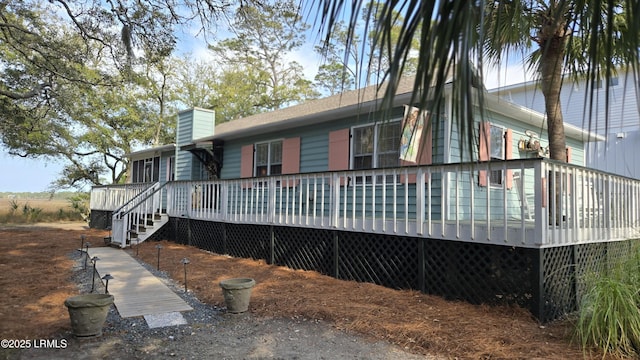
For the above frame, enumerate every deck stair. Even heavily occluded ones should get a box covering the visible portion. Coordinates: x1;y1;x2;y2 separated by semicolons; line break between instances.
110;182;169;248
127;213;169;245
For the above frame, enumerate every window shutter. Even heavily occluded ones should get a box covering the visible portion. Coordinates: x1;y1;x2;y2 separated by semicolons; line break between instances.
419;121;433;166
478;122;490;187
328;129;350;171
240;144;254;178
400;114;433;183
282;137;301;187
282;137;301;174
505;129;513;190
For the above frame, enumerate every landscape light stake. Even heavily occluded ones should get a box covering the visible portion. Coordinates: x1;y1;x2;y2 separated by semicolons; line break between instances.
79;234;86;252
181;258;190;292
91;256;100;292
102;274;113;294
83;242;91;270
135;238;140;257
156;244;163;271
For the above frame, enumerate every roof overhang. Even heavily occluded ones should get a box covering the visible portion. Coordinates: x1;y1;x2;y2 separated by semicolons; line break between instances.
187;77;603;147
126;144;176;158
484;93;605;142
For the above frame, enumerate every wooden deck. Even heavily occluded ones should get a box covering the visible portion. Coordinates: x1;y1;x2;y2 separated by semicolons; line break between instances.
87;247;192;318
92;158;640;249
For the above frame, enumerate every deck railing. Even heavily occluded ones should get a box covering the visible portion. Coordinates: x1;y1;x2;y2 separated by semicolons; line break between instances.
110;182;168;247
91;159;640;248
89;183;154;211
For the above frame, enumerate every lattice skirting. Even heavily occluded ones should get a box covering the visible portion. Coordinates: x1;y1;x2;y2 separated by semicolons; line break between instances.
89;210;112;229
145;217;640;322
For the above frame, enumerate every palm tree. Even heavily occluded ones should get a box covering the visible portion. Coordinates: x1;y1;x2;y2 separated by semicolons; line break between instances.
312;0;640;161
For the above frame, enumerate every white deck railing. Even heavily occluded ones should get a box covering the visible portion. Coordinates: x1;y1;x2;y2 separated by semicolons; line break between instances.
110;182;168;247
90;183;154;211
91;159;640;249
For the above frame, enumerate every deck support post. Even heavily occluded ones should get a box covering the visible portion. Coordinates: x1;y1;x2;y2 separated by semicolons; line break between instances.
417;238;426;292
531;248;545;322
269;225;275;265
333;231;339;279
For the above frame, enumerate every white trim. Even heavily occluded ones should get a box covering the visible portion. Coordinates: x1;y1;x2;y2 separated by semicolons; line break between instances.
349;119;402;170
254;139;284;176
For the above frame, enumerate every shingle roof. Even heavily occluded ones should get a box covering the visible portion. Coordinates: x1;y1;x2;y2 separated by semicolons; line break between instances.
195;77;420;142
188;75;603;144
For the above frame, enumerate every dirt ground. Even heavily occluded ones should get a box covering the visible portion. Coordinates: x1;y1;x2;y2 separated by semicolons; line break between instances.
0;223;611;359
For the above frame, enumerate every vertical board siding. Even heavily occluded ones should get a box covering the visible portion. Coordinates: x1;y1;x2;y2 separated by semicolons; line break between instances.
176;110;195;181
176;109;215;181
191;109;215;140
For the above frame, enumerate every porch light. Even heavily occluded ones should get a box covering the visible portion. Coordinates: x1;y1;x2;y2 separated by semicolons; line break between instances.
91;256;100;292
101;273;113;294
156;244;163;271
181;258;190;292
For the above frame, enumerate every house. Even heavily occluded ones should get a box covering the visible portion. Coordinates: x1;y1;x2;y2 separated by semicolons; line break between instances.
488;67;640;178
90;78;640;322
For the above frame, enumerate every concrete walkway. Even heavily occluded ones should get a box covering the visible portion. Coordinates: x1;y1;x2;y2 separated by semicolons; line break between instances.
87;247;192;318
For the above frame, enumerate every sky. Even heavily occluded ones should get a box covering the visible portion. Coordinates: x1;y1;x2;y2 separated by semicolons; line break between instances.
0;151;63;192
0;6;532;193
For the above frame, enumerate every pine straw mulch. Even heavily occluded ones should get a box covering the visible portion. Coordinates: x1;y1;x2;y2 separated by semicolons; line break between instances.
0;226;611;359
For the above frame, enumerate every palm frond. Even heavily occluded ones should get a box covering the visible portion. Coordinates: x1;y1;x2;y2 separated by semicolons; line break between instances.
311;0;640;158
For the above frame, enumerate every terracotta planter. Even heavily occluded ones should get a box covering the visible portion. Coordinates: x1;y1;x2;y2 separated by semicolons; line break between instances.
64;294;114;337
219;278;256;313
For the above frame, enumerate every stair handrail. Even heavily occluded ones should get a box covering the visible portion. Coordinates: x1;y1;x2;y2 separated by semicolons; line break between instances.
112;182;160;219
111;182;170;248
114;181;170;219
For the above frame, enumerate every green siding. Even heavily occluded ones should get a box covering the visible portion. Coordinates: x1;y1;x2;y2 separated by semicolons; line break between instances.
445;108;587;221
215;102;588;224
176;108;215;181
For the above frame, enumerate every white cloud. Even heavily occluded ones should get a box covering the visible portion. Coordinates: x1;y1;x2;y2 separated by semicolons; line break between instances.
286;42;322;81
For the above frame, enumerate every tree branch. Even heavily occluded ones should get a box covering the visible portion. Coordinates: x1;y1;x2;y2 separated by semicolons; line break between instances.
0;83;50;100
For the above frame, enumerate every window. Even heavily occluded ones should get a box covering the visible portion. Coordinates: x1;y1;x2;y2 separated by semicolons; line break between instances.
131;157;160;183
255;140;282;176
167;156;175;181
352;121;401;169
489;125;505;186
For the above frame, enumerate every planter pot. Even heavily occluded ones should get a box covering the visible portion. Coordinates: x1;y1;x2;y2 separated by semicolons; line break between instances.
219;278;256;313
64;294;114;337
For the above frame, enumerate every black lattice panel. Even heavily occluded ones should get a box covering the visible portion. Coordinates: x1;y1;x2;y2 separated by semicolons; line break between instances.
158;216;640;323
225;223;269;261
337;232;418;290
272;227;334;276
89;210;111;229
541;246;576;321
171;217;190;245
573;243;607;303
187;220;226;253
423;240;535;308
145;222;172;243
607;240;632;270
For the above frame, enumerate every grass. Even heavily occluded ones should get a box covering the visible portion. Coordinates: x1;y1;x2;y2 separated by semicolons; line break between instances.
0;194;88;223
575;244;640;358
